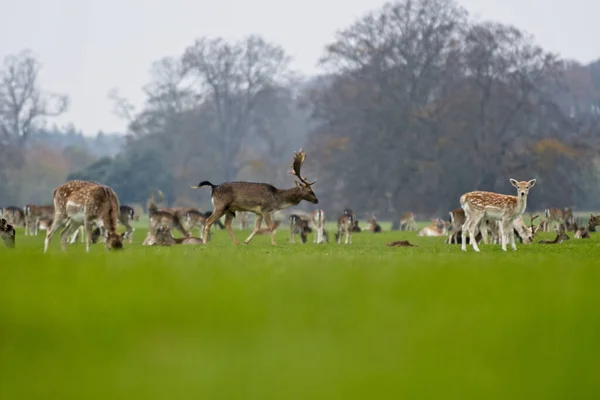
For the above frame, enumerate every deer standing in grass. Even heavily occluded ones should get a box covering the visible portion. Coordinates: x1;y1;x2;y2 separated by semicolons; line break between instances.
399;212;417;231
312;209;327;244
289;214;311;244
0;206;25;228
44;180;124;253
192;149;318;246
24;204;54;236
336;209;354;244
0;218;16;248
461;178;536;252
544;207;574;232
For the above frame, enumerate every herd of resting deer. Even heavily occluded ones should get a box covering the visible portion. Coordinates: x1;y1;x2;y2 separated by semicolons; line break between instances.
1;149;599;252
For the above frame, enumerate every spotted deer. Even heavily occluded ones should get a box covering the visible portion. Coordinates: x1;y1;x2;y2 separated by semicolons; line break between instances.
146;192;190;238
0;206;25;228
588;214;600;233
0;218;16;248
143;225;204;246
289;214;311;244
399;212;417;231
336;209;354;244
192;148;318;246
544;207;574;232
312;209;327;244
44;180;124;252
460;178;536;252
24;204;54;236
118;205;136;243
573;222;590;239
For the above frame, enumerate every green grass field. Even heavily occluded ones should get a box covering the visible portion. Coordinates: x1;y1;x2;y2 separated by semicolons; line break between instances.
1;222;599;399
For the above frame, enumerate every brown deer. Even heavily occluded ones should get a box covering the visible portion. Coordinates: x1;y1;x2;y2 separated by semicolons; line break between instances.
386;240;417;247
24;204;54;236
544;207;574;232
336;209;355;244
0;218;16;248
143;225;204;246
573;222;591;239
44;180;124;252
588;214;600;232
192;148;318;246
119;205;136;243
399;212;417;231
368;215;382;233
257;220;281;235
185;209;207;238
146;192;191;238
312;209;328;244
538;227;570;244
460;178;536;252
289;214;311;244
0;206;25;228
351;220;361;232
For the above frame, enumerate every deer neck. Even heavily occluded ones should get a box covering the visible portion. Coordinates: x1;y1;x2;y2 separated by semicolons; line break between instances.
278;187;304;209
512;194;528;217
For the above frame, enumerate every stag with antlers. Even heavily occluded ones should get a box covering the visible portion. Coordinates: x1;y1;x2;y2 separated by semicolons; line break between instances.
192;149;318;246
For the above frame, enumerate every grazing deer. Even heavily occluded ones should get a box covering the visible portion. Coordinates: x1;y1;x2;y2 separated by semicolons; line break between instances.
418;218;449;237
538;227;570;244
386;240;417;247
147;192;191;238
185;209;207;238
0;218;16;248
573;222;591;239
368;215;382;233
460;178;536;252
399;212;417;231
289;214;312;244
312;209;327;244
44;180;124;253
544;207;574;232
351;220;361;232
588;214;600;233
192;148;318;246
24;204;54;236
336;209;354;244
37;216;53;231
0;206;25;228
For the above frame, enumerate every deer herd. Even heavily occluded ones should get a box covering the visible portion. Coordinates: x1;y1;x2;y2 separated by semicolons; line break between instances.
0;149;598;252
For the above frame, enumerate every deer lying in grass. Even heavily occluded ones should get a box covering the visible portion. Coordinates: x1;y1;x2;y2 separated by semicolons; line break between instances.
0;218;16;248
257;220;281;235
0;206;25;228
44;180;124;253
460;178;536;252
588;214;600;232
573;222;591;239
146;192;191;237
336;209;355;244
368;215;382;233
289;214;311;244
143;225;204;246
538;226;570;244
543;207;574;232
399;212;417;231
24;204;54;236
418;218;449;237
312;209;327;244
192;149;318;246
386;240;417;247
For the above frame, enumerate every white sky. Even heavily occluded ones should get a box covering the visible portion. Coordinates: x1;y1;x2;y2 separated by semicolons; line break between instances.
1;0;597;136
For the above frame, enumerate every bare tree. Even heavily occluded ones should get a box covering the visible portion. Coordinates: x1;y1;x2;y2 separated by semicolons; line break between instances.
0;50;68;149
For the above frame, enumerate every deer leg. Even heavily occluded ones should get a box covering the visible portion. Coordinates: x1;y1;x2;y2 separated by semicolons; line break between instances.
461;214;471;251
509;222;518;251
223;212;238;245
60;221;79;252
498;220;508;252
44;215;67;253
203;209;225;244
263;214;277;246
469;215;483;252
243;215;263;245
290;224;295;244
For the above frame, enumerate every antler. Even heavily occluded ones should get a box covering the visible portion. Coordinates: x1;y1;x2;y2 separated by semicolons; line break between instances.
530;213;539;230
289;148;317;186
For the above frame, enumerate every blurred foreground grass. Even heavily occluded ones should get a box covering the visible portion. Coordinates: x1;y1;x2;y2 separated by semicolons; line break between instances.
1;227;599;399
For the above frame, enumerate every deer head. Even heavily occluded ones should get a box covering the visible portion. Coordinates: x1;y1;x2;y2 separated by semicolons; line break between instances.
510;178;536;198
289;148;318;204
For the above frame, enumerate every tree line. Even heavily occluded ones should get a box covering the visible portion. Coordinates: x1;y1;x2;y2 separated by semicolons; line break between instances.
2;0;600;219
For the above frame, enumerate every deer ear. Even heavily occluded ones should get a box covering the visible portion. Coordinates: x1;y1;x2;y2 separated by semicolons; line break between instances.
527;179;536;188
509;178;519;188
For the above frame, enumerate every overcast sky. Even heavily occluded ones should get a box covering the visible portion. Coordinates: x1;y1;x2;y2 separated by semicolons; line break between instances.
1;0;596;136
